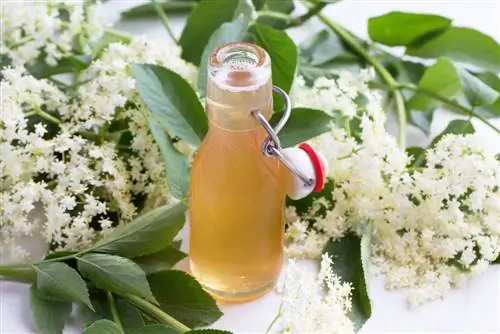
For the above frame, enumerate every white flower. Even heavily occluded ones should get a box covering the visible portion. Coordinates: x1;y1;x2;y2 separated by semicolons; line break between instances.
0;5;196;259
286;69;500;305
0;0;103;67
269;254;355;334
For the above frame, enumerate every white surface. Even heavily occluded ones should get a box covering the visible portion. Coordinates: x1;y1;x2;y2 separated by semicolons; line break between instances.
2;1;500;333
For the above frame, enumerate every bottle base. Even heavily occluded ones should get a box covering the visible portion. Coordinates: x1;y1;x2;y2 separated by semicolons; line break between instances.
201;280;276;304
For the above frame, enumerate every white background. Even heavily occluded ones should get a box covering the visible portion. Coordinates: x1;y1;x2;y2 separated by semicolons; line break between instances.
1;0;500;333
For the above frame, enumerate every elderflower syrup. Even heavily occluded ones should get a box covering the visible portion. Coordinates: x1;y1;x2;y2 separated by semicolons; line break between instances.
189;43;285;302
189;42;327;303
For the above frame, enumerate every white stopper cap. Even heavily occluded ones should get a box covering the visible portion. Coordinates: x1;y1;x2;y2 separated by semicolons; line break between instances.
282;145;328;200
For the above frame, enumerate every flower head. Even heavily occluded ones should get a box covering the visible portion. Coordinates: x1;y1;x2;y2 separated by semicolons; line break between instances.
271;254;355;334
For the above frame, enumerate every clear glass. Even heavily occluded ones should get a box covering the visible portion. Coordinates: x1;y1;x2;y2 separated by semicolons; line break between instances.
189;42;285;303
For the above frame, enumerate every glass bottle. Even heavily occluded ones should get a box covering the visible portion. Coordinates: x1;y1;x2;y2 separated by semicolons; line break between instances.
189;42;326;303
189;42;284;302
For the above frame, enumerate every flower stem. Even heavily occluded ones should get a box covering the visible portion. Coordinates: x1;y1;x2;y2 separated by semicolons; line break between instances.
0;264;36;283
108;292;124;333
257;2;328;28
265;301;283;334
257;10;291;22
31;104;62;125
305;0;407;148
151;0;178;44
397;83;500;134
7;36;35;49
103;28;133;44
125;295;191;333
344;118;351;137
286;2;328;27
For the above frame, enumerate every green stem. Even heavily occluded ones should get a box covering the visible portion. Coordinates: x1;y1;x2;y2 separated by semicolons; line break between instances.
257;10;291;22
103;28;133;44
67;77;96;89
151;0;178;44
398;83;500;134
125;295;191;333
108;292;124;333
48;77;70;88
257;2;328;28
287;2;328;27
306;0;407;148
32;104;62;125
0;264;36;283
344;118;351;137
412;154;426;168
37;253;78;264
337;148;361;160
265;301;282;334
7;36;35;49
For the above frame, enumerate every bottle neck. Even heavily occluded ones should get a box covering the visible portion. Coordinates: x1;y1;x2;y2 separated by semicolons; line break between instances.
206;42;272;131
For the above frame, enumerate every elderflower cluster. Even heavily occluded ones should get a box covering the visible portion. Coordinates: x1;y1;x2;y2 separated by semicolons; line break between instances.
1;0;104;66
76;37;197;199
1;68;131;259
285;70;500;305
0;2;197;261
271;254;355;334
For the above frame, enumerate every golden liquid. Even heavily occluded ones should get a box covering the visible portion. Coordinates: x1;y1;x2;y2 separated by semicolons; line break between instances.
189;74;285;302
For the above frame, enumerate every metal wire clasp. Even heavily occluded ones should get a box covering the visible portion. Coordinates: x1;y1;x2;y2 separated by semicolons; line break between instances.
251;86;314;187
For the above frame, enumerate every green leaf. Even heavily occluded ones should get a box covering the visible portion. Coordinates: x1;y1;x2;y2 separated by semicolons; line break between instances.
430;119;475;148
30;286;72;334
408;109;434;135
179;0;240;65
250;23;297;94
82;319;122;334
81;292;145;333
409;58;460;111
476;72;500;117
393;60;426;85
234;0;255;25
298;56;362;84
252;0;265;10
121;2;197;19
270;108;333;147
93;202;186;258
406;146;426;167
407;27;500;72
148;118;190;199
116;299;145;332
458;69;499;108
135;246;187;275
391;60;426;100
148;270;222;327
34;262;93;309
132;64;208;147
27;55;91;78
324;231;372;330
477;72;500;92
300;29;346;66
197;14;248;97
267;0;294;13
494;254;500;264
134;325;179;334
368;12;451;46
77;253;156;303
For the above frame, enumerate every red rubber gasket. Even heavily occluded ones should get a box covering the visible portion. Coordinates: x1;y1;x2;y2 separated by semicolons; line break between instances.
298;143;325;192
